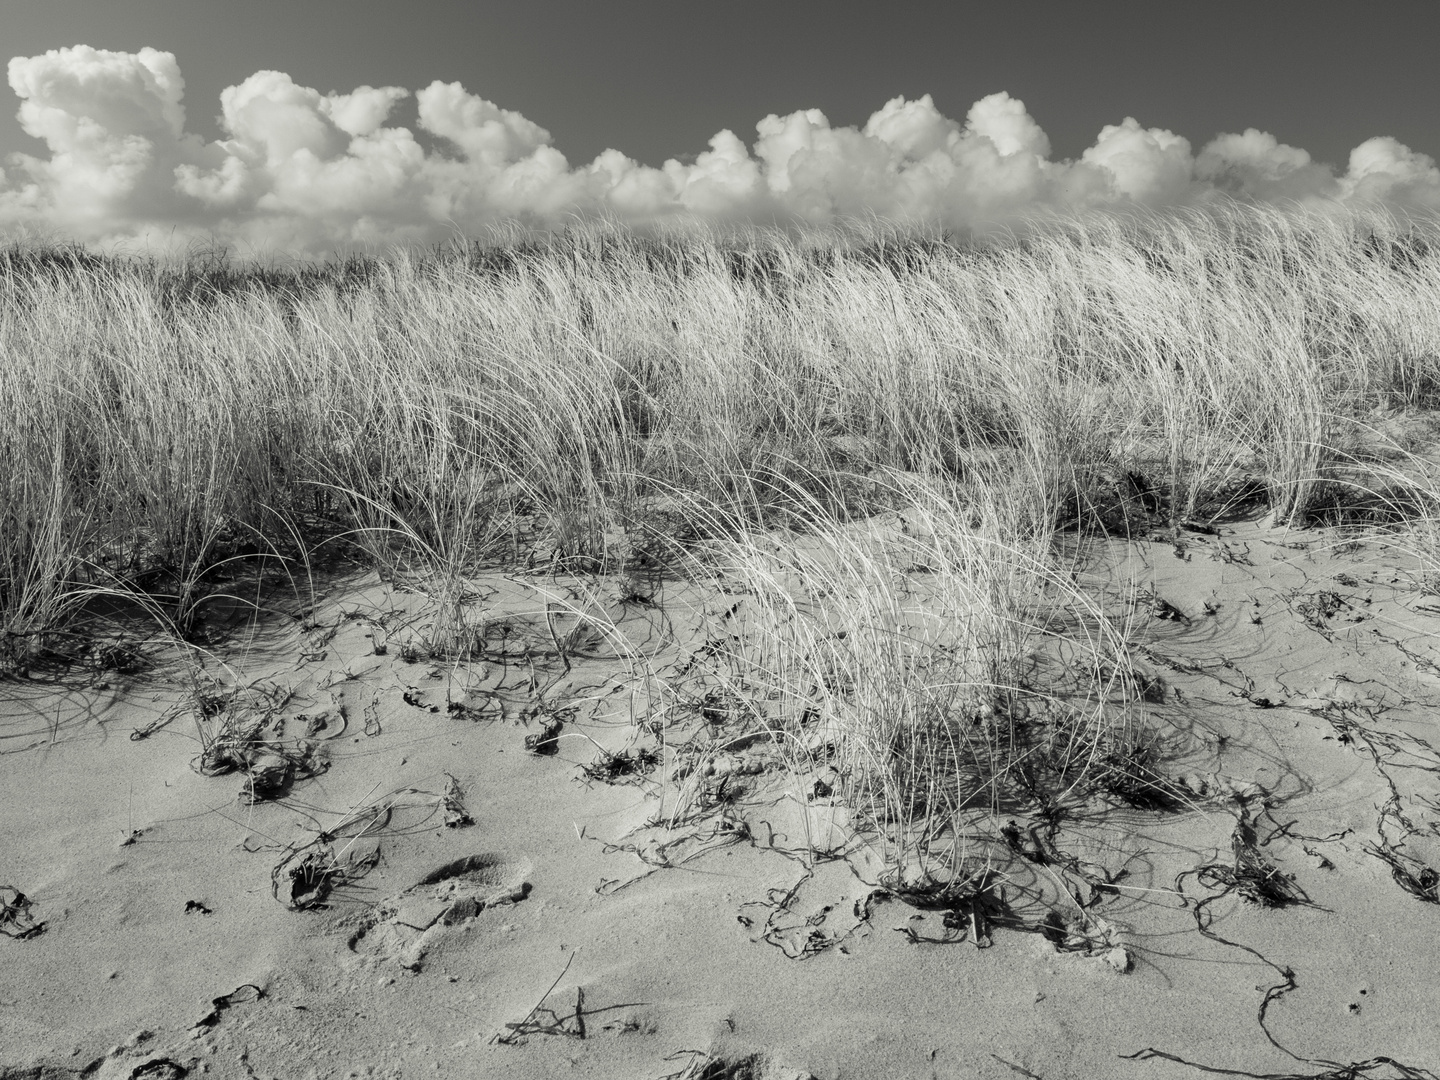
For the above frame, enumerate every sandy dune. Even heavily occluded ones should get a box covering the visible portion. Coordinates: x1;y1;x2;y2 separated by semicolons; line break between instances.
4;512;1440;1080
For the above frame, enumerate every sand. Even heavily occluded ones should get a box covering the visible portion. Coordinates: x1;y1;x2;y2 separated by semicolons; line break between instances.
4;512;1440;1080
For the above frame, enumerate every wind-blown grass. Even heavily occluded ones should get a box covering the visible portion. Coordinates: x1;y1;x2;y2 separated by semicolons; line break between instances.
4;200;1440;880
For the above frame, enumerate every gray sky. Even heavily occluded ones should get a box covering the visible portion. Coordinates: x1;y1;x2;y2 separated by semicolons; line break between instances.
4;0;1436;170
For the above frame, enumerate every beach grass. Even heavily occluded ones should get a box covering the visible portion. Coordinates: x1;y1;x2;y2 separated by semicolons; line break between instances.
5;199;1440;883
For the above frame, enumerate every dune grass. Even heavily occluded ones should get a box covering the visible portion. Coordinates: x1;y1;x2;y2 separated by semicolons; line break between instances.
4;200;1440;882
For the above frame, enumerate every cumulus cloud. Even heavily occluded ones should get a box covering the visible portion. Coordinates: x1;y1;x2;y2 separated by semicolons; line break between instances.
1081;118;1193;203
1195;128;1335;201
2;44;1438;254
4;45;198;229
1342;137;1440;207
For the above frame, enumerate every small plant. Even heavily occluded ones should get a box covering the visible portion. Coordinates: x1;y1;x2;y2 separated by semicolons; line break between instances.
0;886;45;939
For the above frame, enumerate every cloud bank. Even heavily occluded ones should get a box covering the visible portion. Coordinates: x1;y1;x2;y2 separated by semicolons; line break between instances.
4;45;1439;255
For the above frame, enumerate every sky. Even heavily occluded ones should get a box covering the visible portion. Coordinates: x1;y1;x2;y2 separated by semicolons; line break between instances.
2;0;1439;255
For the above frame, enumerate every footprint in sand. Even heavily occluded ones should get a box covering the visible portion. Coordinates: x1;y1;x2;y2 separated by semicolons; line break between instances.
348;853;532;971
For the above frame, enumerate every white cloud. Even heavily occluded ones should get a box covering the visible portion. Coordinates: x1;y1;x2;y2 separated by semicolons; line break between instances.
218;71;341;165
4;45;197;229
2;45;1437;254
1343;136;1440;207
1081;117;1194;203
1195;128;1337;201
864;94;961;161
668;129;767;217
415;80;551;167
321;85;408;138
9;45;185;145
965;92;1050;160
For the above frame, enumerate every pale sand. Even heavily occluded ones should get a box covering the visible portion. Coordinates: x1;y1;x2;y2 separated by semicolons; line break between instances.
4;514;1440;1080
